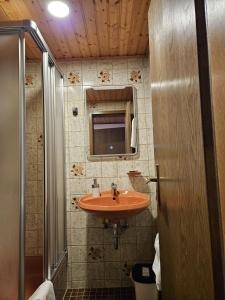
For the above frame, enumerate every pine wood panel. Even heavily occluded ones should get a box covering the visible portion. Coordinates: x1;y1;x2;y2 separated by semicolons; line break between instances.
148;0;216;298
205;0;225;270
0;0;150;59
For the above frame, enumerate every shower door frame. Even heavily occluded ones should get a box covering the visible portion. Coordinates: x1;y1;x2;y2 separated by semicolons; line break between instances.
0;20;67;299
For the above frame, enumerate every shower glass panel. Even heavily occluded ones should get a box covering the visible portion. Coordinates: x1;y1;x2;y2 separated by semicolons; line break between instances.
0;33;21;300
24;35;44;299
54;68;66;264
44;61;56;278
44;61;66;280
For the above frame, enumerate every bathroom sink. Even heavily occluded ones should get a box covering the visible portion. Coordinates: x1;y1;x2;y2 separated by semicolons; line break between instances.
79;190;149;219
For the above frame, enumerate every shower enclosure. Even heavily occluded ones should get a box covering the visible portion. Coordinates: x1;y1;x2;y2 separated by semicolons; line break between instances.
0;21;67;300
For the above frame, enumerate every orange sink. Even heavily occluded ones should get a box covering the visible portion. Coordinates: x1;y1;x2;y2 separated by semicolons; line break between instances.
79;190;149;219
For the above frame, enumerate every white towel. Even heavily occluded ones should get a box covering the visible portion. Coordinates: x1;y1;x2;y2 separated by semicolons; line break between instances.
152;233;161;291
29;280;56;300
130;117;137;148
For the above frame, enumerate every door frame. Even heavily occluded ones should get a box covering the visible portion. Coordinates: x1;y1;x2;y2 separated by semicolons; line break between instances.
195;0;225;296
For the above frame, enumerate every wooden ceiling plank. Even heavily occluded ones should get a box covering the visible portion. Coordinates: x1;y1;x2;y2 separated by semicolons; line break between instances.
80;0;100;57
14;0;34;18
126;0;142;54
69;0;92;58
136;16;149;55
128;0;150;55
95;0;110;56
47;19;73;59
126;0;146;55
0;1;16;19
118;0;127;55
60;18;85;59
37;0;74;59
0;5;8;21
133;0;150;55
109;0;120;56
38;19;69;58
118;0;134;56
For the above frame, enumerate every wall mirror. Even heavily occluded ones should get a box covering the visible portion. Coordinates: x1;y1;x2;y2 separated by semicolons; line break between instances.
85;86;138;160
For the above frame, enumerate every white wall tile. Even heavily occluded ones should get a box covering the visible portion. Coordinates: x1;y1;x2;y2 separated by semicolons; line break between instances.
120;244;137;261
67;86;83;100
71;211;87;228
86;162;102;178
104;244;121;262
104;262;121;280
71;228;87;245
101;161;118;178
117;161;134;177
70;147;85;162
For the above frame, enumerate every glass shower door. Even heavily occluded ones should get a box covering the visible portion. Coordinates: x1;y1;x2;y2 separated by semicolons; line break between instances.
24;40;45;299
54;68;66;265
43;57;66;280
0;32;22;300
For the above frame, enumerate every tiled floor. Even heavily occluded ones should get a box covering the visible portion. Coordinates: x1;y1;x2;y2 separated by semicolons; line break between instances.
64;288;136;300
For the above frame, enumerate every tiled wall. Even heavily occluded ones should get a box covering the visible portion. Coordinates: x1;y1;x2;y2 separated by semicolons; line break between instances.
25;63;44;256
59;57;156;289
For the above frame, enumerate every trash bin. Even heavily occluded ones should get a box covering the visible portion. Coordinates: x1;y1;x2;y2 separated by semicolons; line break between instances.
131;263;158;300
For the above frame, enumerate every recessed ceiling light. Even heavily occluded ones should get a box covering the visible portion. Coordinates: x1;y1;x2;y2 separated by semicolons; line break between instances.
48;1;69;18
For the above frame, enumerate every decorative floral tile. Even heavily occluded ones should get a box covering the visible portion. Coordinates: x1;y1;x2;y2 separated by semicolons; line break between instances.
71;196;80;210
67;71;81;85
25;74;35;86
129;70;142;83
37;133;43;146
98;70;111;83
88;246;102;261
71;163;84;176
122;262;132;277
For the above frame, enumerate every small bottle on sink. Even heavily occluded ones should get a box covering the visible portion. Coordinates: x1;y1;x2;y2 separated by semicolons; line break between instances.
92;178;100;197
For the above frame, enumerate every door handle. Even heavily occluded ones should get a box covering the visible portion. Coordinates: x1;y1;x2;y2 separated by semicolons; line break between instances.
146;176;158;183
155;164;161;207
146;164;161;207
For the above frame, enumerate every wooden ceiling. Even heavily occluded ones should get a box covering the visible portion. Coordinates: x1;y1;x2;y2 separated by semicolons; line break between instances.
0;0;150;60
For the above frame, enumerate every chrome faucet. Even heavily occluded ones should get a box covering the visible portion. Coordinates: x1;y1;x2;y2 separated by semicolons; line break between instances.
111;183;118;199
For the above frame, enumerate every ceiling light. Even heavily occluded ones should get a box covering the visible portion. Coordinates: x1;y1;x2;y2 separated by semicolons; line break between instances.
48;1;69;18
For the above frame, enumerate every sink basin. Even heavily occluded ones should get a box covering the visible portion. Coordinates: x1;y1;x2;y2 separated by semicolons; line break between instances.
79;190;149;219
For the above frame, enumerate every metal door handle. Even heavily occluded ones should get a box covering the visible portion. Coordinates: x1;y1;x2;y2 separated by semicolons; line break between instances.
146;164;161;207
146;176;157;183
155;164;161;207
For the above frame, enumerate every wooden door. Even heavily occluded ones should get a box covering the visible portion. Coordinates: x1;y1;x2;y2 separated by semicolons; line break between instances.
148;0;225;299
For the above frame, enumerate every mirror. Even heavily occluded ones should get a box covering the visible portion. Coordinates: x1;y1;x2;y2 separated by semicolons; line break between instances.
85;86;137;159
